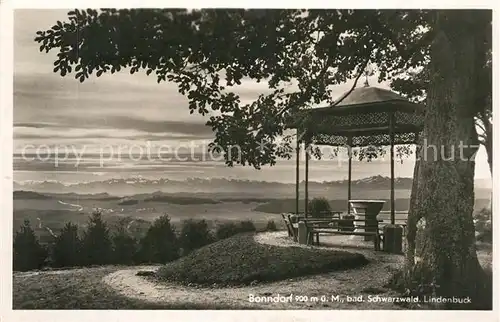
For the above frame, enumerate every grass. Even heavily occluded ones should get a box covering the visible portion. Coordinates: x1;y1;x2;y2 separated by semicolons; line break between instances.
157;233;368;287
12;266;255;309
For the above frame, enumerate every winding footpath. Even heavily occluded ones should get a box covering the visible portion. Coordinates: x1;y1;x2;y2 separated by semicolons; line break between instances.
102;232;405;309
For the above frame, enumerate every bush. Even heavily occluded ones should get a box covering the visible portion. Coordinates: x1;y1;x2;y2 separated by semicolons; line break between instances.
13;220;47;271
136;214;179;263
215;222;240;240
477;227;492;243
215;220;257;240
265;220;278;231
81;210;113;266
112;231;138;265
308;197;331;218
474;207;492;243
51;222;82;268
238;220;256;233
179;219;214;255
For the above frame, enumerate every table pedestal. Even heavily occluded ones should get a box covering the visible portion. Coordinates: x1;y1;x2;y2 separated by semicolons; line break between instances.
349;200;385;241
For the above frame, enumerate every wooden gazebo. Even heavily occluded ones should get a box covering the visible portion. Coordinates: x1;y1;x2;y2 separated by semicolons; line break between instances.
289;85;425;224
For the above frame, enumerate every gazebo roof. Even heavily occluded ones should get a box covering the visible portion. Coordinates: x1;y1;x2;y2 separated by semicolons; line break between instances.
289;86;425;147
333;86;410;107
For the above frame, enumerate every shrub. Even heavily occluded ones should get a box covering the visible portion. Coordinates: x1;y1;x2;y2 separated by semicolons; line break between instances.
112;231;138;265
109;217;139;264
308;197;331;218
136;214;179;263
81;210;113;266
179;219;214;255
265;220;278;231
51;222;82;268
215;222;240;240
474;207;492;243
13;220;48;271
477;227;492;243
238;220;256;233
215;220;257;240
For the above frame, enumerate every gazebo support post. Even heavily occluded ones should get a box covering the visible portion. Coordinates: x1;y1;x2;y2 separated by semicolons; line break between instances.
389;113;395;225
295;131;300;215
304;138;309;218
347;136;353;214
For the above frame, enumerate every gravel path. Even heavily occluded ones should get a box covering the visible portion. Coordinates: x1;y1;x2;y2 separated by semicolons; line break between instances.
102;232;405;309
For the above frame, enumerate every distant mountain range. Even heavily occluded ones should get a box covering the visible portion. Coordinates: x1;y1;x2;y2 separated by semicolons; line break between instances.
13;175;491;198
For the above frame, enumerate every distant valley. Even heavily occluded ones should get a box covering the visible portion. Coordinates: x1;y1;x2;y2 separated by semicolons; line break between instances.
13;175;491;242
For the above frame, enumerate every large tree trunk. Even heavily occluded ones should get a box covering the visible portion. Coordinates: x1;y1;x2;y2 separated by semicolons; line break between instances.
484;121;493;177
405;141;422;268
407;11;490;309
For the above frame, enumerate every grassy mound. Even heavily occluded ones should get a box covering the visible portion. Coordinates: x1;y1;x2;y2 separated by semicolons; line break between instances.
157;233;368;287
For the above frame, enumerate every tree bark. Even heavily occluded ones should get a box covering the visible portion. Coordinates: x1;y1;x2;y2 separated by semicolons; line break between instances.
405;141;422;269
483;121;493;177
407;11;490;309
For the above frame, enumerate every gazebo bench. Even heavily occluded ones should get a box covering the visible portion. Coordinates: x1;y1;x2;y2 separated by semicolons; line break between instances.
281;213;295;238
282;213;342;242
303;220;383;251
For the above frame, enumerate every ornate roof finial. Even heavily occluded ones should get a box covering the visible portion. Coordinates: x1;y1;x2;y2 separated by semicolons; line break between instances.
363;63;374;87
363;69;370;87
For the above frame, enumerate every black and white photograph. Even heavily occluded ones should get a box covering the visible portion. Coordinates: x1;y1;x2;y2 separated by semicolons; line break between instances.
1;3;497;317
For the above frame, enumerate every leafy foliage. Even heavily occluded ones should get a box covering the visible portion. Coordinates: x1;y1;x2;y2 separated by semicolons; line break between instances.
265;219;278;231
214;220;256;240
51;222;82;268
81;210;113;265
112;233;138;265
390;30;492;171
137;214;179;263
474;207;492;243
34;9;439;168
179;219;214;255
238;219;256;233
13;220;48;271
215;222;241;240
308;197;331;217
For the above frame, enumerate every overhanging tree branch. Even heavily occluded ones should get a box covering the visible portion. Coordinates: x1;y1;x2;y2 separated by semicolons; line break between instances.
377;11;435;67
331;57;370;107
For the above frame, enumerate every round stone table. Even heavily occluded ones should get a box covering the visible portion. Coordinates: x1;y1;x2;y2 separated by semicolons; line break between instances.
349;200;386;241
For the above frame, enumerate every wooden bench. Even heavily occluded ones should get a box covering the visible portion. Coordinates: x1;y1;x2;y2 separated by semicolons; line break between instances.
281;213;294;238
303;218;383;251
282;212;343;241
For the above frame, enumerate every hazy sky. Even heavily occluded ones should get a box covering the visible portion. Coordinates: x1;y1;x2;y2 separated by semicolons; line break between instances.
13;9;491;182
14;9;215;154
13;9;380;151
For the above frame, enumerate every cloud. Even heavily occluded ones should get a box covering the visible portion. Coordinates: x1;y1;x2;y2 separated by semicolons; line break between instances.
13;115;215;144
13;125;212;140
